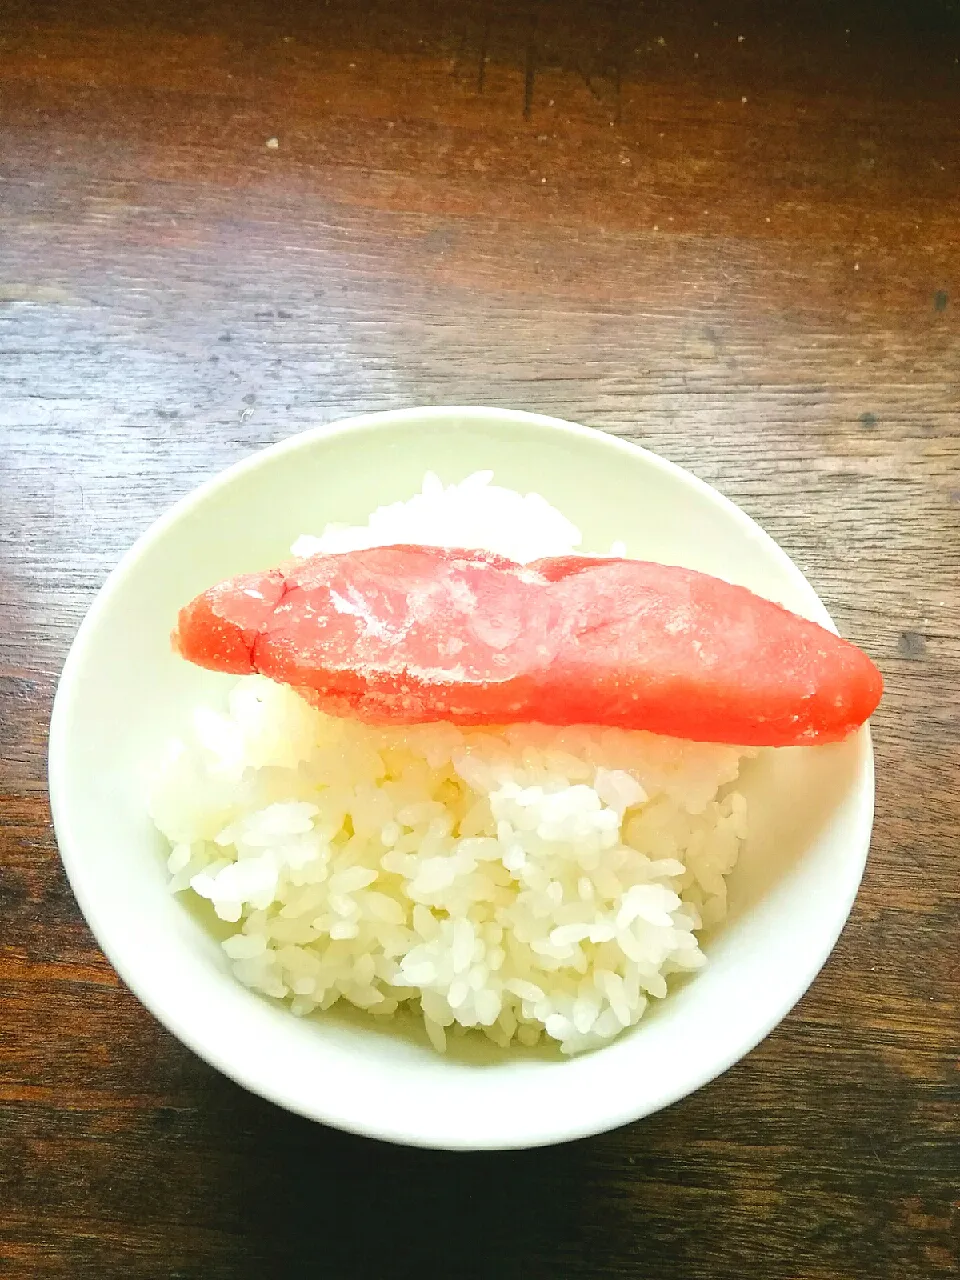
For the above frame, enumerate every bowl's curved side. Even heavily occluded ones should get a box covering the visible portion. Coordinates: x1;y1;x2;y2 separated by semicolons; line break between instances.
48;407;875;1149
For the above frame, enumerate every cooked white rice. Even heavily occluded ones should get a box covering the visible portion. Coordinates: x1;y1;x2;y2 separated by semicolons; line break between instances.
291;469;588;565
150;472;748;1055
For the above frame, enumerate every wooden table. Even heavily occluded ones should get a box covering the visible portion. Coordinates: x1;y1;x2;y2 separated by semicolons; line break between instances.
2;0;957;1275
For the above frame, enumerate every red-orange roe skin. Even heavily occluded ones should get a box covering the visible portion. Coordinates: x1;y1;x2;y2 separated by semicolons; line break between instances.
172;547;883;747
173;570;286;674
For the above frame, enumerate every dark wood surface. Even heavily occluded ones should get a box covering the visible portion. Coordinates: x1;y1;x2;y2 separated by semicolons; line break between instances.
2;0;958;1276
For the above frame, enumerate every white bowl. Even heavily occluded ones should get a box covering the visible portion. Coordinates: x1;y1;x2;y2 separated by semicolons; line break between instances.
48;407;874;1150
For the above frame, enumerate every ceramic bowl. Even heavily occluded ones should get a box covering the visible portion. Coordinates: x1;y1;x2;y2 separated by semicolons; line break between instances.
48;407;874;1149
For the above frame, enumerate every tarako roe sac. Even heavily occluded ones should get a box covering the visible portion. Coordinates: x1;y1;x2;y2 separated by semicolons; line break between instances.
174;544;883;747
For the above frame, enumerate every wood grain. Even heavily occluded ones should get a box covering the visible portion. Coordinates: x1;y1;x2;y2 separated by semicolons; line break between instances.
1;0;958;1276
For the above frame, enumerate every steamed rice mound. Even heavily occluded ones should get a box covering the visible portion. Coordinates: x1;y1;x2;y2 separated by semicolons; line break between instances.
150;675;748;1056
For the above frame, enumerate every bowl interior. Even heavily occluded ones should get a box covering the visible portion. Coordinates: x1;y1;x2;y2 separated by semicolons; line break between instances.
49;408;873;1149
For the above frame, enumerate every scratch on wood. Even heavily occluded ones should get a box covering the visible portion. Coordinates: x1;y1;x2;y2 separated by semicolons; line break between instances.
477;16;490;94
619;0;631;126
524;32;537;119
579;66;601;101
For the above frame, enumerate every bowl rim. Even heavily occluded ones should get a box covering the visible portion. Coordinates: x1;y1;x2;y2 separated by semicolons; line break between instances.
48;406;875;1149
